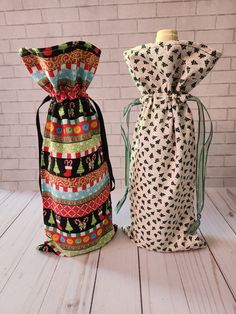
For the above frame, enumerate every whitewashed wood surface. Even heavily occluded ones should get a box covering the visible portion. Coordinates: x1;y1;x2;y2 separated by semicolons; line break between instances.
0;188;235;314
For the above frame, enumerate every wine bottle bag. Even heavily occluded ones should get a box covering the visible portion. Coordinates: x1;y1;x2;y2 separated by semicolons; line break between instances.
116;40;222;252
19;41;117;257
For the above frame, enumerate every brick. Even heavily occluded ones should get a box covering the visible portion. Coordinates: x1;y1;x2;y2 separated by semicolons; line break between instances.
0;40;10;52
42;8;79;22
1;102;37;114
96;62;119;75
0;12;5;25
157;1;196;17
81;35;118;48
10;38;45;52
63;21;99;36
121;87;140;99
103;111;121;123
89;87;120;100
119;33;155;48
0;66;14;78
26;23;61;38
10;125;28;135
209;96;236;108
211;132;225;143
0;126;10;136
118;4;156;19
196;30;233;43
216;14;236;29
19;113;39;125
197;0;236;15
100;0;136;3
104;99;128;111
209;144;236;155
22;0;60;9
0;113;18;124
2;170;35;181
1;0;22;10
79;5;117;20
224;44;236;57
207;166;236;177
19;158;37;169
228;109;236;119
213;58;231;71
0;181;18;191
20;136;37;147
217;121;234;132
230;84;236;95
225;155;236;166
100;20;137;34
0;25;25;39
17;89;45;101
212;71;236;83
5;10;41;25
119;62;130;74
3;53;21;65
224;178;236;186
207;155;224;166
109;146;124;157
0;159;18;169
225;133;236;143
232;58;236;69
109;157;120;168
205;178;224;187
194;84;229;97
60;0;98;6
0;78;32;90
177;16;215;31
1;147;37;158
18;180;39;191
107;134;121;146
102;75;134;87
0;136;19;147
138;17;176;33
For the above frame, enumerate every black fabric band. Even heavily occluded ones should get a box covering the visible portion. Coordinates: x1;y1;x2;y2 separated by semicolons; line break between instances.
36;95;52;194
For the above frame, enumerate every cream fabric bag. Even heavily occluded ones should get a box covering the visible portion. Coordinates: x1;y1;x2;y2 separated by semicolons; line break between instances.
116;40;222;252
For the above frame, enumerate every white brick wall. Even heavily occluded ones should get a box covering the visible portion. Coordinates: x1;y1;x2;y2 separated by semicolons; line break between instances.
0;0;236;191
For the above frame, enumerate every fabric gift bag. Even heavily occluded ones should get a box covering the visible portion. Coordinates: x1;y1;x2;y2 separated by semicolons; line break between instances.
116;40;222;252
19;41;117;257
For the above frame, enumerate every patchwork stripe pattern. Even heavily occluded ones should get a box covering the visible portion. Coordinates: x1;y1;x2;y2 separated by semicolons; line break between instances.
19;40;117;257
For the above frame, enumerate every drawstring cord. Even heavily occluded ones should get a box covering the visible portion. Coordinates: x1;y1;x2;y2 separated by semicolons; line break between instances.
115;94;213;235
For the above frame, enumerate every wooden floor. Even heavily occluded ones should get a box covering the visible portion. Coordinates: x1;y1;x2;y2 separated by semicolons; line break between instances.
0;188;236;314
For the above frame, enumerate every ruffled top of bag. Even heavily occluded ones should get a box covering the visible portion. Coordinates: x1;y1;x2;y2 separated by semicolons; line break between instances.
123;40;222;97
19;41;101;102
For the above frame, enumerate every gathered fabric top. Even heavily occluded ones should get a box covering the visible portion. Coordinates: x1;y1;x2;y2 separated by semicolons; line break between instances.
123;40;222;99
19;41;101;103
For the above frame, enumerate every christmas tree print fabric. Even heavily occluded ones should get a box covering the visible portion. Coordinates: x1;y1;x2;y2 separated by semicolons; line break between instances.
121;40;222;252
19;41;117;257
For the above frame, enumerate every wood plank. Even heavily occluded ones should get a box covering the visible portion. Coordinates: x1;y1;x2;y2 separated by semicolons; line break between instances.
38;251;100;314
0;190;36;237
207;188;236;232
91;190;141;314
0;192;42;292
0;226;59;313
175;247;236;314
199;193;236;299
91;229;142;314
139;249;191;314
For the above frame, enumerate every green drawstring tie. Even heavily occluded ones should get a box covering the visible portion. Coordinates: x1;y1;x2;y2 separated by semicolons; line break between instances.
115;98;141;213
187;95;213;235
115;94;213;236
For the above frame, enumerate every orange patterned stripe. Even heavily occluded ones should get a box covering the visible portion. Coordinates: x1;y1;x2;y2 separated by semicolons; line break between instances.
22;49;99;71
41;162;108;188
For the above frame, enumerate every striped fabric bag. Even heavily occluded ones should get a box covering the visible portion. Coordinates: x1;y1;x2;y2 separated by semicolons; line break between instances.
19;41;117;257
